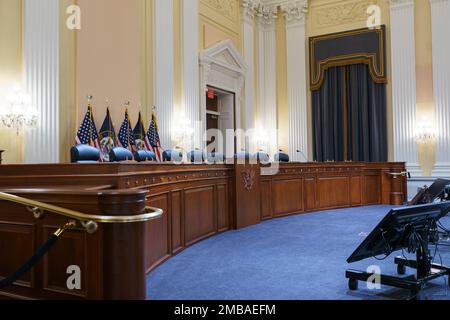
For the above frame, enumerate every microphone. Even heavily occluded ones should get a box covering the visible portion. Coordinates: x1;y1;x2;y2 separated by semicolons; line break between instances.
296;149;308;162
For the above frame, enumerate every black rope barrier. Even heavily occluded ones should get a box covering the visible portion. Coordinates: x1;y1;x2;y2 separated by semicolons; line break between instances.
0;221;75;290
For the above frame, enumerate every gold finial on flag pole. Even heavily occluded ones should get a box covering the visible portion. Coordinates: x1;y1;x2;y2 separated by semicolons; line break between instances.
124;100;131;111
87;95;93;103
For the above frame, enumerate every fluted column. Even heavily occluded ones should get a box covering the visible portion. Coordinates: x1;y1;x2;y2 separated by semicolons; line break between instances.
182;0;200;150
282;2;308;162
24;0;60;163
390;0;422;175
431;0;450;176
154;0;174;149
242;0;257;131
257;8;278;157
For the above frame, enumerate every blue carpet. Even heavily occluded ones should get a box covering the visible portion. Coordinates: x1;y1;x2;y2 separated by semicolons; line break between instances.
146;205;450;300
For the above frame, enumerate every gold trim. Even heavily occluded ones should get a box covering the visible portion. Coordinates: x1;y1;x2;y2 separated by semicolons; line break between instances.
309;27;386;91
54;220;77;237
0;192;163;224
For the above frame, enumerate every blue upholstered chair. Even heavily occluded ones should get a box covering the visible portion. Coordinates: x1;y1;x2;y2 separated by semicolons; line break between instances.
274;152;290;163
207;152;226;163
109;147;133;162
70;144;99;163
162;149;183;162
187;150;205;164
256;152;270;164
134;150;156;162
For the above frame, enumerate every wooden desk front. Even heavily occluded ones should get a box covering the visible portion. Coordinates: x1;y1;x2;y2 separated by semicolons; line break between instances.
0;161;406;299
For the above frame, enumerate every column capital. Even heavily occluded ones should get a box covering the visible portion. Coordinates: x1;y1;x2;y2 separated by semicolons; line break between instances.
281;0;308;26
241;0;260;22
256;4;278;25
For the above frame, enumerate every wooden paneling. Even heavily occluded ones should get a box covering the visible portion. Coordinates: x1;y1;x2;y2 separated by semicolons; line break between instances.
0;222;35;288
216;184;229;232
171;191;183;253
364;175;381;205
0;189;148;300
272;179;304;216
350;176;362;206
260;181;272;220
317;177;350;209
0;161;407;300
304;178;317;211
146;194;170;272
43;227;87;298
234;164;261;229
184;186;215;246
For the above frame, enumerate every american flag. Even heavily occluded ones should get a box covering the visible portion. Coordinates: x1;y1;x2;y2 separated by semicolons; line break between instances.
76;105;102;161
118;109;136;152
145;111;163;162
133;112;150;151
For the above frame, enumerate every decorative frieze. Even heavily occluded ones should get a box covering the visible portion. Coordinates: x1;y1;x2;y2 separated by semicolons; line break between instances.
281;0;308;23
202;0;239;21
311;0;379;28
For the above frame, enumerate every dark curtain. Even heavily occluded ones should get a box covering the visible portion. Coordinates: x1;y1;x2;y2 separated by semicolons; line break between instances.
313;64;387;162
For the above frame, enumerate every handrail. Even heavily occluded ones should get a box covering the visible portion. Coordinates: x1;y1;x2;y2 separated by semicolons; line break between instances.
0;191;163;224
386;171;410;178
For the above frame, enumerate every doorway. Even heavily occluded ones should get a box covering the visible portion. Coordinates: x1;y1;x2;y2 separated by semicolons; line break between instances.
205;86;235;156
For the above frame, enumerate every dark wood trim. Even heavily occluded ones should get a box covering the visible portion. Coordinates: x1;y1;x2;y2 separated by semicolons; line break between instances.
0;161;407;299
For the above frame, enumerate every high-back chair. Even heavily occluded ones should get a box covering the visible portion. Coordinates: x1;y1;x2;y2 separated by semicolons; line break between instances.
109;147;133;162
70;144;100;163
134;150;157;162
162;149;183;162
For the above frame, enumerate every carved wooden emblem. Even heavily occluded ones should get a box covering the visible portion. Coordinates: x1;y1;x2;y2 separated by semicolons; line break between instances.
241;168;255;191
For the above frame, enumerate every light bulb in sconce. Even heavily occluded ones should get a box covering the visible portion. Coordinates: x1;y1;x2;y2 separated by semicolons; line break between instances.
415;116;437;144
1;84;38;135
172;112;194;147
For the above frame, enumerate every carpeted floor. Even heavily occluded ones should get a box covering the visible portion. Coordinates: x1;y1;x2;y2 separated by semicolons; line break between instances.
146;205;450;300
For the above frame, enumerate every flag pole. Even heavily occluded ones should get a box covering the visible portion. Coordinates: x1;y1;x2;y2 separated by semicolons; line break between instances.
124;100;131;150
106;98;112;141
87;95;93;145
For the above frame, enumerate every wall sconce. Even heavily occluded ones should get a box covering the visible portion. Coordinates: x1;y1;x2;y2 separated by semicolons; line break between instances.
252;126;269;150
415;116;437;144
172;112;194;148
0;85;38;135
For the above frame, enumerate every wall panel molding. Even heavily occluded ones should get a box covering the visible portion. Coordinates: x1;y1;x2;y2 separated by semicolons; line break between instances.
257;18;278;156
182;0;201;149
389;0;421;175
241;1;257;131
24;0;60;164
154;0;175;149
282;4;308;162
431;0;450;176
